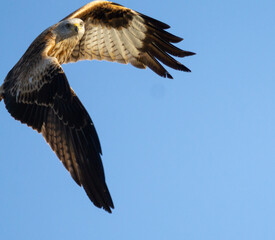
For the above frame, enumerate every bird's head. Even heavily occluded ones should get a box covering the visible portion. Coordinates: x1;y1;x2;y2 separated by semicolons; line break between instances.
52;18;85;43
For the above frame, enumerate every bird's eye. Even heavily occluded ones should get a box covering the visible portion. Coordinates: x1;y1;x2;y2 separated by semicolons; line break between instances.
79;22;84;27
65;23;71;28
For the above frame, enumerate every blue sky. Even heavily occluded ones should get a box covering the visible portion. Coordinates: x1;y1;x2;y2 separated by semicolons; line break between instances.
0;0;275;239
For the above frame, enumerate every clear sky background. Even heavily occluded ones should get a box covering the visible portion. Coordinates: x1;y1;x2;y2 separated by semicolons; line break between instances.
0;0;274;239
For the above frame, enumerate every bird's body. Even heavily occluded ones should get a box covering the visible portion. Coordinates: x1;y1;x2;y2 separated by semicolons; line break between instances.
0;0;195;213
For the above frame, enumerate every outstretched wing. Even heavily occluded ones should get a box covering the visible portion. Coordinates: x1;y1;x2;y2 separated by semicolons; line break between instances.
3;57;114;213
63;1;195;78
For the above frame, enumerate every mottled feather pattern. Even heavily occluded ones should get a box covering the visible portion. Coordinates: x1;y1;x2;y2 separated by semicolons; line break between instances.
63;1;194;78
1;0;194;213
4;63;112;212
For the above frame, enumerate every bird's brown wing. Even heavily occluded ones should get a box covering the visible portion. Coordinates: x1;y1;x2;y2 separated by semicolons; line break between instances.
62;1;195;78
3;58;114;213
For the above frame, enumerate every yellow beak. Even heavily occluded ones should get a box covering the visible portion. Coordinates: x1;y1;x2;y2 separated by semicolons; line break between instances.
74;23;79;33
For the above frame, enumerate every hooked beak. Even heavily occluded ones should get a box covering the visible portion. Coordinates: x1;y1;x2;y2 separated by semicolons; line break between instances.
74;23;79;33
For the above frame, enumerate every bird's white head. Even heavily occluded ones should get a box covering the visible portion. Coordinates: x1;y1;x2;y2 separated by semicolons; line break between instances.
53;18;85;42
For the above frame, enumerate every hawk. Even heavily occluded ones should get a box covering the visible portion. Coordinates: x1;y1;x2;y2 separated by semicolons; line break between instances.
0;1;195;213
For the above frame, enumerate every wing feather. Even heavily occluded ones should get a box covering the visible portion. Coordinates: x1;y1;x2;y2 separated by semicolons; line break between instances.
140;52;173;79
63;1;195;77
3;57;114;213
110;28;127;63
102;26;115;61
2;0;195;214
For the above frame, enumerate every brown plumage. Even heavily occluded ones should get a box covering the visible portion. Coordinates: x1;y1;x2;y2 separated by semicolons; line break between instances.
0;1;195;213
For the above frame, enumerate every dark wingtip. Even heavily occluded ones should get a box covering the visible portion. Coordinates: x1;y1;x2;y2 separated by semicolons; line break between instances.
167;73;173;79
185;51;196;56
104;205;114;214
138;12;171;29
180;65;192;72
90;192;114;213
102;188;114;213
175;37;184;43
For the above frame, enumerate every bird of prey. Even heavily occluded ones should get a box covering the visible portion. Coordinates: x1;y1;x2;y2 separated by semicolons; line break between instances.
0;0;195;213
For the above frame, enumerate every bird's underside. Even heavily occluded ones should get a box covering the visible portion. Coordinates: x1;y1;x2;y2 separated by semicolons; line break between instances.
0;0;195;213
